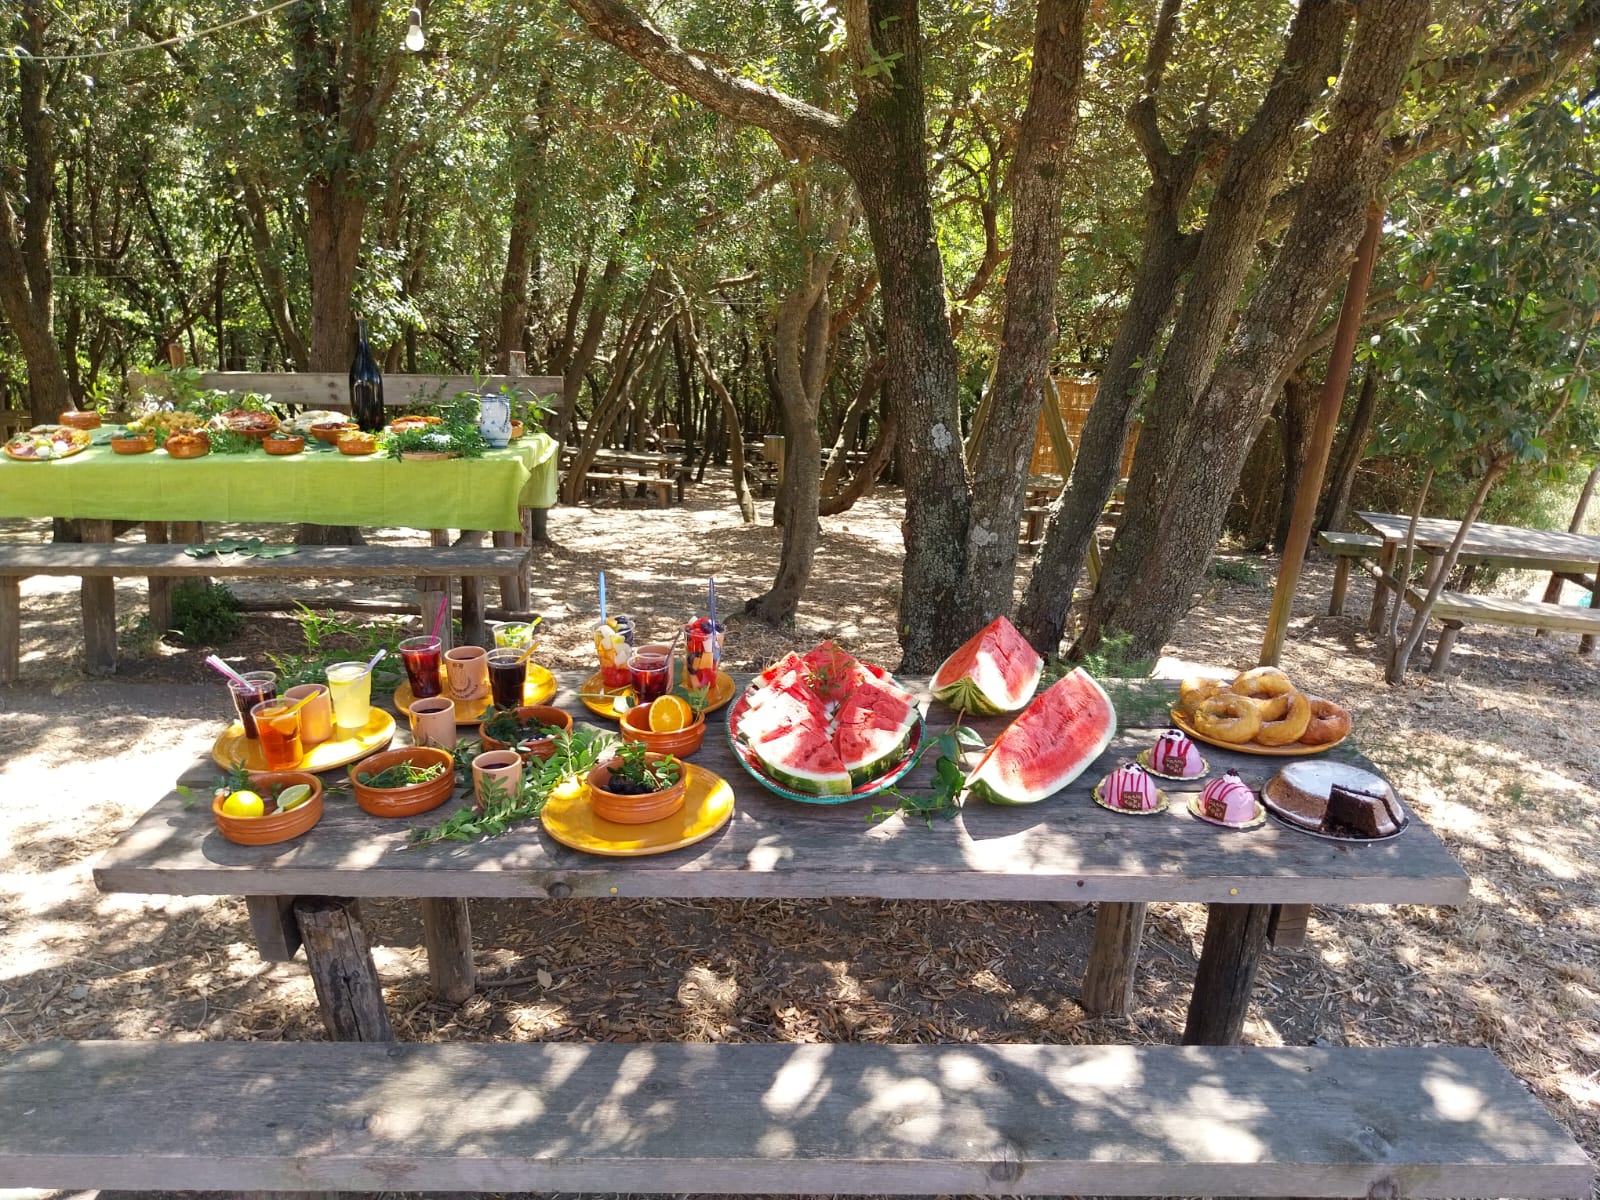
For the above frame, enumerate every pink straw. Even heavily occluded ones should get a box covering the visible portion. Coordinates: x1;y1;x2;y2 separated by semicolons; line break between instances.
205;654;251;688
429;591;450;641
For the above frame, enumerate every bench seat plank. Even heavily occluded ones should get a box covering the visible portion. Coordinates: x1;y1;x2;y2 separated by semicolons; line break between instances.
1428;589;1600;633
0;1041;1585;1197
1317;530;1383;555
0;543;530;579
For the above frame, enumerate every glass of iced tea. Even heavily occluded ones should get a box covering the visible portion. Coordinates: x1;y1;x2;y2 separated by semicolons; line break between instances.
486;648;528;710
251;699;304;770
629;651;671;703
229;670;278;739
399;635;443;699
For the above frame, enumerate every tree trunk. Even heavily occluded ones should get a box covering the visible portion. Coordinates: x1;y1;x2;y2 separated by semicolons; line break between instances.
1318;364;1380;531
496;92;550;372
235;174;310;369
676;286;755;523
1274;366;1319;552
819;408;897;517
1078;0;1428;661
556;255;623;448
822;355;886;497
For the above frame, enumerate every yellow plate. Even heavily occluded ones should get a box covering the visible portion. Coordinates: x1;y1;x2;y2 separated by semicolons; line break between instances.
541;764;735;857
1168;707;1349;757
579;669;735;720
213;707;395;772
394;663;557;724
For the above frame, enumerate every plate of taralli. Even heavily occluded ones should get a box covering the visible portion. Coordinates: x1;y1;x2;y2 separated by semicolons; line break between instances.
1169;667;1351;756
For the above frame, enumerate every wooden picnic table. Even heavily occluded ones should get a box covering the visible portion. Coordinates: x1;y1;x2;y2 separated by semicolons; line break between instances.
95;674;1467;1048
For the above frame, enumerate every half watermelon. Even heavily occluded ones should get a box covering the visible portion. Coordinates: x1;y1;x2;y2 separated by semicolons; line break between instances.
965;667;1116;805
930;615;1044;714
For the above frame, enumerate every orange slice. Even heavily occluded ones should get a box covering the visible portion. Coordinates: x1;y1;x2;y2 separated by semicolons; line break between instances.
648;694;693;733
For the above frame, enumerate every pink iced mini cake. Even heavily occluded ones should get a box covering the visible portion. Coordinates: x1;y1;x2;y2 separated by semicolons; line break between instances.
1147;728;1205;778
1199;770;1256;824
1099;761;1162;812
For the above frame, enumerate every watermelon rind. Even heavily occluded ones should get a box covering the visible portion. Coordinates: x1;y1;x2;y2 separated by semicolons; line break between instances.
930;616;1044;715
965;667;1117;805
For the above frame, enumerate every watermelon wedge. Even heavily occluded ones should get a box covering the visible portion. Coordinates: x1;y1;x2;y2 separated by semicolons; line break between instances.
751;724;852;796
930;615;1044;714
965;668;1116;805
834;682;918;784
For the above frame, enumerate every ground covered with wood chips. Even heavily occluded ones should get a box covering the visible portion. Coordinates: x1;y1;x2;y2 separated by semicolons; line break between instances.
2;474;1597;1200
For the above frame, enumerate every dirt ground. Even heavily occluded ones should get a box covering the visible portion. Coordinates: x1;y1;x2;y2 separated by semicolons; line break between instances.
2;472;1597;1199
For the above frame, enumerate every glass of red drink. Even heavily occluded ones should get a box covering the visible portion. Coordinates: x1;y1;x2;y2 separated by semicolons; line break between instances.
251;699;304;770
486;648;528;709
399;635;443;698
229;670;278;738
629;651;671;703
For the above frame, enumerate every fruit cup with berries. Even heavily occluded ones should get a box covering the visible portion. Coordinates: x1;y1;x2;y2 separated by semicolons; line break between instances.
682;617;724;692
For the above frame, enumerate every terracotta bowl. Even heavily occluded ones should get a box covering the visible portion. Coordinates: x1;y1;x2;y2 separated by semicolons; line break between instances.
587;754;687;825
311;421;356;444
337;432;378;456
59;410;102;431
389;415;441;433
262;433;306;455
350;745;455;817
480;704;572;762
110;434;155;455
509;420;525;440
212;771;323;846
165;432;211;459
619;702;706;757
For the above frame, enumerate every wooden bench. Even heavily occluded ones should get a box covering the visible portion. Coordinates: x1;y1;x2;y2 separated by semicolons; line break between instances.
0;542;532;682
0;1040;1587;1197
1317;529;1383;615
580;469;674;508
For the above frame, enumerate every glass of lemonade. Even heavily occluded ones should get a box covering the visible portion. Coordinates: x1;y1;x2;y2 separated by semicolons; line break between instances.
325;661;373;731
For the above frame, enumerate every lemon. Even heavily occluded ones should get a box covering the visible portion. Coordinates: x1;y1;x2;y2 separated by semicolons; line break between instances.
648;694;693;733
221;790;265;818
276;783;313;812
549;776;585;802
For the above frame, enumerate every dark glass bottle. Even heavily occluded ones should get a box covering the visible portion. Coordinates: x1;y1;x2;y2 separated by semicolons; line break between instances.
349;319;385;432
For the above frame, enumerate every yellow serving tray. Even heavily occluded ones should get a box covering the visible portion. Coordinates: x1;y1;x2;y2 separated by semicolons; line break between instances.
394;663;557;724
578;669;734;721
541;764;735;857
213;708;394;772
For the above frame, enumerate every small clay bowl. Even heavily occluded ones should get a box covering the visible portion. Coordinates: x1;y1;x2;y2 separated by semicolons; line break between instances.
509;420;525;440
212;770;323;846
587;753;687;825
262;433;306;455
619;702;706;757
59;410;102;431
480;704;573;762
388;415;441;433
311;421;356;444
164;432;211;459
337;432;378;456
110;434;155;456
349;745;455;817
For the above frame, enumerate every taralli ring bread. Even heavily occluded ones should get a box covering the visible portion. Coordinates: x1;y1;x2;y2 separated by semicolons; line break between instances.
1177;675;1226;715
1232;666;1294;721
1300;697;1352;746
1256;688;1313;746
1193;694;1263;744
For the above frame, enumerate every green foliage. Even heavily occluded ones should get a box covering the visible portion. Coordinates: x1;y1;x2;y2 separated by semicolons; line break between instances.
384;396;488;460
167;580;242;645
608;741;681;790
1208;558;1265;588
265;605;405;691
867;721;985;828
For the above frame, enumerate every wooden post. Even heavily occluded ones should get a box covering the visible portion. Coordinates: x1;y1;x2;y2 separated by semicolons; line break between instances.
246;896;303;962
144;522;173;635
1429;621;1464;674
1367;541;1397;633
457;530;487;647
1183;903;1272;1045
1267;903;1310;950
1328;557;1352;616
1082;902;1147;1016
493;529;526;610
0;575;20;684
1537;463;1599;644
419;898;476;1003
79;519;118;676
293;897;394;1042
1260;205;1384;666
420;530;454;652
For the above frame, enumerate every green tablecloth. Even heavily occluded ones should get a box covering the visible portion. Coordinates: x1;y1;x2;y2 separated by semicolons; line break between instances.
0;431;557;532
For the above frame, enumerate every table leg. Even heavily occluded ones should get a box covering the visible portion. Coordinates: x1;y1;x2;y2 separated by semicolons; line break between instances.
1328;557;1352;616
420;897;476;1003
293;896;394;1042
456;530;488;646
1430;621;1464;674
1182;902;1271;1046
1082;901;1147;1016
493;529;526;610
144;522;173;635
79;518;117;676
421;531;454;652
1366;542;1397;634
530;506;548;543
0;574;21;684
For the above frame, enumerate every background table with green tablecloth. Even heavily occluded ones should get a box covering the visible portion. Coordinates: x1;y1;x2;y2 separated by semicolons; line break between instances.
0;431;558;533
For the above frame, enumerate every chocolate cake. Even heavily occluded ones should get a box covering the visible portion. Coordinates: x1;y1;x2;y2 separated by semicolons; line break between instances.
1263;761;1405;837
1322;783;1403;838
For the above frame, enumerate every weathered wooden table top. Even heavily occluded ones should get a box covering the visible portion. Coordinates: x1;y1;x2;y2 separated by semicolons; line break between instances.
1357;511;1600;570
94;675;1468;907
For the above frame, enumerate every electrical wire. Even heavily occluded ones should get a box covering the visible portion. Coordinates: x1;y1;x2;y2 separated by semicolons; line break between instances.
5;0;300;63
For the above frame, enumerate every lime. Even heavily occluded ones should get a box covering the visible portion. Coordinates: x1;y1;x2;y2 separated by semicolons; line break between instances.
221;790;265;818
276;784;313;812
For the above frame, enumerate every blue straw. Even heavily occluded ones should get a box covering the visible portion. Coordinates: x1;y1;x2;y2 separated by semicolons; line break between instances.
708;577;717;627
599;571;607;623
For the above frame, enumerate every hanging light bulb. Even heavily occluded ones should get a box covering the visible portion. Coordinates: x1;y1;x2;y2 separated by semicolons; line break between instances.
404;5;425;51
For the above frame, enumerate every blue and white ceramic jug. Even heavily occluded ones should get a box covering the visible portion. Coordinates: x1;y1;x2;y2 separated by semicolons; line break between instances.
477;391;513;448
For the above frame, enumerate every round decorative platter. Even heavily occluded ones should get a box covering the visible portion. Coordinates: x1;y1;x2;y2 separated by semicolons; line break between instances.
1261;794;1410;843
4;424;92;462
394;663;556;724
212;707;394;772
579;669;735;720
1168;708;1348;757
541;763;735;857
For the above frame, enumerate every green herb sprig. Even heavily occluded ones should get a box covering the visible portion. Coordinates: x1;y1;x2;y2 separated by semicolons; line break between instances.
868;717;985;828
358;759;448;788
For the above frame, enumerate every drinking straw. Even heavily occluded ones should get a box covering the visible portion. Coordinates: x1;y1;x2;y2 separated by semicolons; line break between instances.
428;591;449;641
205;654;251;688
598;571;608;623
361;648;387;676
708;577;717;627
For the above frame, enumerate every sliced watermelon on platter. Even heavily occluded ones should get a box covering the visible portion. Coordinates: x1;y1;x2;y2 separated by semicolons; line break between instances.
800;640;862;701
749;723;853;797
965;667;1116;805
834;685;918;784
930;615;1044;715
